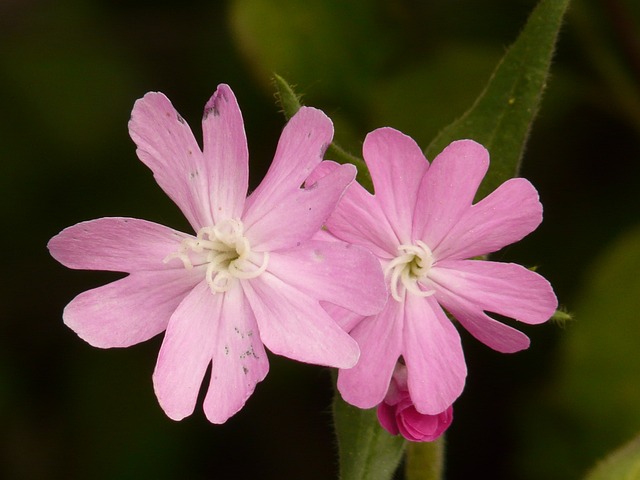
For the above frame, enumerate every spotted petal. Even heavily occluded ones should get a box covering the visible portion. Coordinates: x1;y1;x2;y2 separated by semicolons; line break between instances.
243;106;333;215
242;272;360;369
244;163;356;252
64;268;201;348
48;217;189;273
202;283;269;424
200;84;249;224
129;85;249;231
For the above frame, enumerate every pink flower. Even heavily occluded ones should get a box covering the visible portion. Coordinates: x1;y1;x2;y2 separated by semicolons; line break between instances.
48;84;386;423
311;128;557;415
377;364;452;442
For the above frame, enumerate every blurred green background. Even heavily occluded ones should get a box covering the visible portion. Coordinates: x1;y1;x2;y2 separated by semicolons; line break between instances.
1;0;639;478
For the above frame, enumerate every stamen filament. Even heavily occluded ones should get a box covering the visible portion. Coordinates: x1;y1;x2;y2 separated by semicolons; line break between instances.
385;241;436;302
163;219;269;294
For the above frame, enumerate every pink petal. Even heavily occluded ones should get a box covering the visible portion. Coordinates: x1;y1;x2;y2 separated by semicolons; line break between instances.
242;273;360;369
377;402;400;435
412;140;489;251
308;161;399;258
320;302;365;333
362;128;429;244
201;84;249;223
337;301;403;409
48;217;188;273
433;178;543;260
244;163;356;251
129;88;245;231
243;107;333;215
63;268;202;348
153;281;221;421
402;295;466;415
266;240;387;316
433;281;531;353
430;260;557;325
202;283;269;424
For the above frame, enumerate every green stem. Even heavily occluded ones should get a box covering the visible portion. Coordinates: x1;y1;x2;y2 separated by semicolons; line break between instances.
405;438;445;480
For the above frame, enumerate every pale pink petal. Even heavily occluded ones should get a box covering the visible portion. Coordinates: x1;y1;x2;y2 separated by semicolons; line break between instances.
129;92;210;230
320;302;365;332
337;301;403;409
304;158;338;185
201;84;249;223
433;282;531;353
202;283;269;424
243;107;333;214
153;281;221;421
402;295;466;415
266;240;387;316
63;268;202;348
308;161;399;258
363;128;429;243
244;163;356;251
431;260;557;325
242;273;359;369
413;140;489;251
48;217;189;273
433;178;543;260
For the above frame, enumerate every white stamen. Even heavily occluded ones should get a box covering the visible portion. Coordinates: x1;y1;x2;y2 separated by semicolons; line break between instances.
164;219;268;293
385;240;436;302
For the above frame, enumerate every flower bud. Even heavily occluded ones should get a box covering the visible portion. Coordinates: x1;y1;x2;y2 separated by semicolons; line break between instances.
377;364;453;442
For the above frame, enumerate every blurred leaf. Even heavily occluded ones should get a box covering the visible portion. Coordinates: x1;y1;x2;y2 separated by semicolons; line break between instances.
570;0;640;135
426;0;571;200
516;225;640;480
230;0;393;107
371;44;500;149
584;433;640;480
333;390;406;480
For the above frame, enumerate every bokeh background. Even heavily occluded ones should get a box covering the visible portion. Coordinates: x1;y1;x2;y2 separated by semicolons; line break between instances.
1;0;639;479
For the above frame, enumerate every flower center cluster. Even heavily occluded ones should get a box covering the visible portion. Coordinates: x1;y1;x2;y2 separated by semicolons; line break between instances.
385;240;436;302
164;219;268;293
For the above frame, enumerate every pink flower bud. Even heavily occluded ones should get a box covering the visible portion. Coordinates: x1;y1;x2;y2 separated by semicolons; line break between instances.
377;364;453;442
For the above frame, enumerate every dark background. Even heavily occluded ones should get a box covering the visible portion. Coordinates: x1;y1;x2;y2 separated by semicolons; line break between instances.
1;0;639;479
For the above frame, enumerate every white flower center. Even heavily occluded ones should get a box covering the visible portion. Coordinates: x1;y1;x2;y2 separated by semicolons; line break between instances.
164;219;268;293
385;240;436;302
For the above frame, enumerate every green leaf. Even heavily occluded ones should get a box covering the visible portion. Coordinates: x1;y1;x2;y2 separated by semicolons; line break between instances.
333;390;406;480
230;0;393;106
426;0;571;200
272;74;373;191
584;433;640;480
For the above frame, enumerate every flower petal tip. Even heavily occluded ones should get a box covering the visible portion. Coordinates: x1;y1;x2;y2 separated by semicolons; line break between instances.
203;84;236;120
